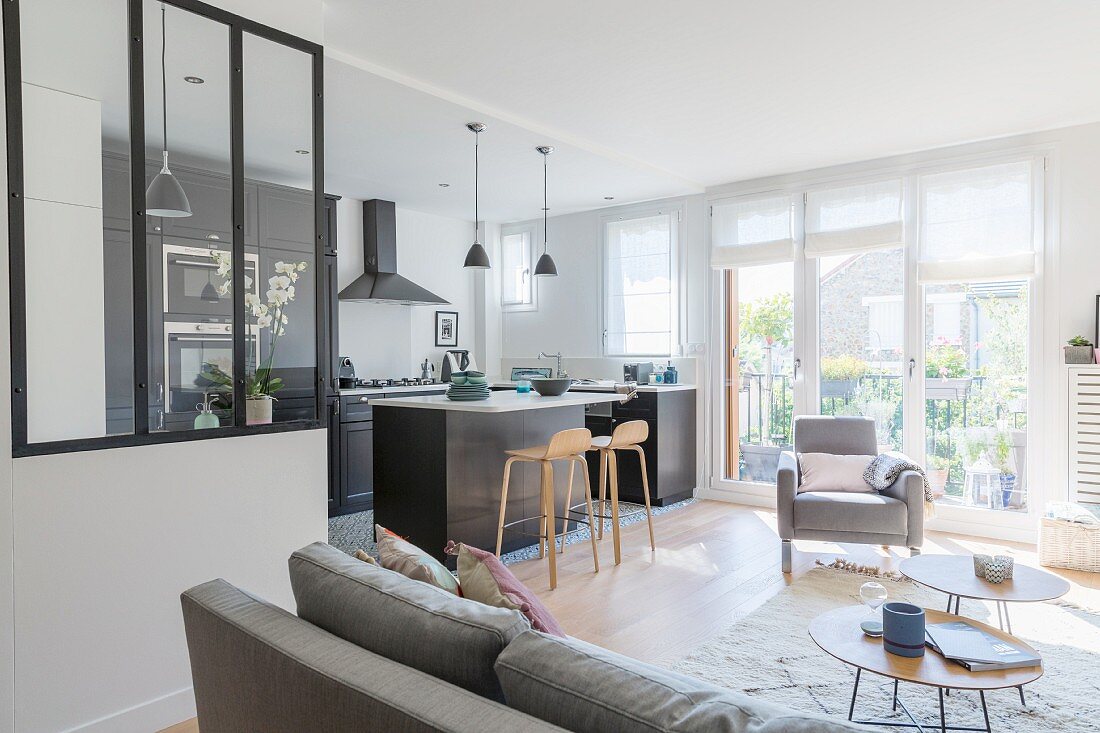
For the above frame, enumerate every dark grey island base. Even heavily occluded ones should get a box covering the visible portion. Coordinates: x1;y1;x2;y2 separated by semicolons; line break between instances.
373;392;625;564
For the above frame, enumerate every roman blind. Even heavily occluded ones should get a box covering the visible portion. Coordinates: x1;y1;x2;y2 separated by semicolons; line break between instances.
918;161;1037;283
805;179;903;257
710;194;793;268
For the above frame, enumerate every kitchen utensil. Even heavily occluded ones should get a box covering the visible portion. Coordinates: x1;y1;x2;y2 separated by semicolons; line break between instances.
420;358;434;381
441;349;472;382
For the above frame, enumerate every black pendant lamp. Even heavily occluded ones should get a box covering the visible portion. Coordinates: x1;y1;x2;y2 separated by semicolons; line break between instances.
462;122;491;269
534;146;558;276
145;3;192;218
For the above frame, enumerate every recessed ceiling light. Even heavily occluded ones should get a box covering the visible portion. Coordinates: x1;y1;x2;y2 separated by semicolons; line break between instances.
183;76;204;84
438;183;450;187
604;196;615;200
295;149;310;155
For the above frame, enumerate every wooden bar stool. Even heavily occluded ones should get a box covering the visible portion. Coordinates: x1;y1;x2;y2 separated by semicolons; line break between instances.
495;427;599;589
574;419;655;565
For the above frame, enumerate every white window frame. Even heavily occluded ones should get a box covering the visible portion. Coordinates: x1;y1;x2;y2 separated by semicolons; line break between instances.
704;146;1049;542
500;223;537;312
599;205;682;358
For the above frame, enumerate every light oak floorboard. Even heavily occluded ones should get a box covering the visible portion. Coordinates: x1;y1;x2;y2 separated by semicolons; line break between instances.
159;499;1099;733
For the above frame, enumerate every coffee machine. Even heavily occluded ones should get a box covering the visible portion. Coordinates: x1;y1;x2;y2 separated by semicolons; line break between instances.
623;362;656;384
441;349;472;382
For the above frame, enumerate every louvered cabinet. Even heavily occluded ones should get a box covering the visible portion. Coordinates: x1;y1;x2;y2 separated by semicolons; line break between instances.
1069;366;1100;506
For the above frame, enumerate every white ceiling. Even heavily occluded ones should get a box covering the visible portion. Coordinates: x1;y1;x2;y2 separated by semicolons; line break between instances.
323;0;1100;213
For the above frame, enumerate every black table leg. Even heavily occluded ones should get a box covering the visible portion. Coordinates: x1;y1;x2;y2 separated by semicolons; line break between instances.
893;679;899;712
980;690;991;733
939;687;947;733
848;667;861;721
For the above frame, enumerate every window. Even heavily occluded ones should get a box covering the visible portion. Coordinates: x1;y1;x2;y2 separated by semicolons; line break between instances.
501;225;535;310
863;296;904;351
603;211;678;356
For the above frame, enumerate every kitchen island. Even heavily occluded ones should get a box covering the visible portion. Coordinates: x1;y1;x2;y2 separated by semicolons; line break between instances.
373;391;624;563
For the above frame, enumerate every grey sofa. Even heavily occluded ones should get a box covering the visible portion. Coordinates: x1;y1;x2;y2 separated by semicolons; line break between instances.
777;416;924;573
181;541;862;732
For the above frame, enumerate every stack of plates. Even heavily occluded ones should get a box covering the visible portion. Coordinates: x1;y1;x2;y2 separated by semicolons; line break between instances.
446;383;491;401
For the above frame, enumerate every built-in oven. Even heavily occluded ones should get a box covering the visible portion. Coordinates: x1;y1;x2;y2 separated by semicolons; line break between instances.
164;321;259;414
163;243;259;317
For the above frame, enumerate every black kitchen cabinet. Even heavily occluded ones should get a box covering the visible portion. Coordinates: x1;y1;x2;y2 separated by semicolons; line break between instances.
580;389;696;507
341;421;375;510
327;397;340;511
259;184;314;253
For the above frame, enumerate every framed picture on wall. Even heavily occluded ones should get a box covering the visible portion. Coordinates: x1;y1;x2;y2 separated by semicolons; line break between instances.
1095;294;1100;349
435;310;459;347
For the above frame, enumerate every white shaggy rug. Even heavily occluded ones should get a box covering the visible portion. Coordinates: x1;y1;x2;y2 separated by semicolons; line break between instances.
673;565;1100;732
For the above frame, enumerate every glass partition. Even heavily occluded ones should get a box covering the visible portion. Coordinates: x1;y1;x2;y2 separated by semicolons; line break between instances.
242;32;318;424
143;0;233;433
19;0;134;443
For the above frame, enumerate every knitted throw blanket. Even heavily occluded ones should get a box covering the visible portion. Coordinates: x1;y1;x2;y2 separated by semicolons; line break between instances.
863;452;936;518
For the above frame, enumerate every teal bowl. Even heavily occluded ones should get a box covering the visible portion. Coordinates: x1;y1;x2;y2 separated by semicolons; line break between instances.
467;375;488;385
450;371;468;385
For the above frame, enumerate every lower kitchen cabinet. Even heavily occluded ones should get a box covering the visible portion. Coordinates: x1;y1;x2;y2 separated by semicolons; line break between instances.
340;421;375;510
582;389;696;507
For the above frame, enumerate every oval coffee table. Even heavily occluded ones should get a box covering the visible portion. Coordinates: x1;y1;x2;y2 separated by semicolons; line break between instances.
899;555;1071;635
809;605;1042;732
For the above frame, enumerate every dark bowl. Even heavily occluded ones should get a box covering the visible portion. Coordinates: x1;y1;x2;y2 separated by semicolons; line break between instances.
530;377;571;396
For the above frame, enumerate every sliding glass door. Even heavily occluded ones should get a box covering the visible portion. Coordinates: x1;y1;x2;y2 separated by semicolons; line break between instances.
713;159;1041;517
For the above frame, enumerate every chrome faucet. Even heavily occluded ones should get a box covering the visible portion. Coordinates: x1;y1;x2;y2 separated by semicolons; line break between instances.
538;351;566;378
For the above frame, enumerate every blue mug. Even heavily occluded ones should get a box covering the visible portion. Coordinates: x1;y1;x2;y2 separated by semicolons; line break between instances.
882;602;926;658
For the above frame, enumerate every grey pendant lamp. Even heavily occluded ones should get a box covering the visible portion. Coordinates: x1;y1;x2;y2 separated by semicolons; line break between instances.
462;122;491;269
533;146;558;276
145;3;192;218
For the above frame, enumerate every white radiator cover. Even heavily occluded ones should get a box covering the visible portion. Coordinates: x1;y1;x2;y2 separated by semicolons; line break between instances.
1069;366;1100;505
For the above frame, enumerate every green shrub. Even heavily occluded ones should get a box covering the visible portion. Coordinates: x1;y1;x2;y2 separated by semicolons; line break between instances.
821;355;869;381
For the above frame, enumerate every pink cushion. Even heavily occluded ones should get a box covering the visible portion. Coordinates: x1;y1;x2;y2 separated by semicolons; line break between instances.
797;452;876;493
448;541;565;637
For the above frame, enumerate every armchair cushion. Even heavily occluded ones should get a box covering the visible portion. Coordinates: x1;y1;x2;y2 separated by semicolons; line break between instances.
794;492;908;536
797;453;876;493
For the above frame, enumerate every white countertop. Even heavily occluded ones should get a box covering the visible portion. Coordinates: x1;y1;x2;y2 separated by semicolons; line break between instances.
489;381;696;393
375;391;624;413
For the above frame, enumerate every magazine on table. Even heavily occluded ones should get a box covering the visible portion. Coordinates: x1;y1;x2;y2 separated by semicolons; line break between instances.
925;621;1041;671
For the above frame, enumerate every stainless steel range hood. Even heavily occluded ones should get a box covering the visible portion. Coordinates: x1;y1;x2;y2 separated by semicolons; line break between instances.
338;199;450;306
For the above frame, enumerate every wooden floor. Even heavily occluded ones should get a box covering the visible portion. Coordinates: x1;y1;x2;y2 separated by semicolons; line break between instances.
159;500;1099;732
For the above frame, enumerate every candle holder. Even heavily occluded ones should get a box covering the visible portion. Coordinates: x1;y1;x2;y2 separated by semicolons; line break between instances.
883;602;926;658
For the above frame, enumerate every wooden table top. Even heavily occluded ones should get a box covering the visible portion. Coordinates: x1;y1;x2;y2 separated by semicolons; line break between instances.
808;605;1043;690
900;554;1071;603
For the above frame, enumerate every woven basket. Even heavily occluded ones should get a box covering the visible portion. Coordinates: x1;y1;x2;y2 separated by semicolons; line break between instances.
1039;516;1100;573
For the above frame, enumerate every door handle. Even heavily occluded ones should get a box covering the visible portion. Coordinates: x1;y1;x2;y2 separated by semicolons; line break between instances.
908;358;917;380
793;358;801;381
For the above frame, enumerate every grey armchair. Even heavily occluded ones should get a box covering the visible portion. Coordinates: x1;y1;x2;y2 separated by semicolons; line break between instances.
777;416;924;573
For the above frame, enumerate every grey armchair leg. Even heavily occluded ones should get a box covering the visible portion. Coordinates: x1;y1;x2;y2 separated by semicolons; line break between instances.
781;540;792;573
909;546;921;557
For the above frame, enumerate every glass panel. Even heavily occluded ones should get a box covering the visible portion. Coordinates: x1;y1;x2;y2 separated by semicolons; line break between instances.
20;0;133;442
605;214;674;356
728;262;794;483
924;281;1029;511
501;230;531;306
818;249;905;451
144;1;232;432
243;32;317;424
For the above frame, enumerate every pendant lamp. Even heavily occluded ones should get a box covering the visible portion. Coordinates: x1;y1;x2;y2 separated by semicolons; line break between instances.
533;146;557;277
146;3;192;218
462;122;490;269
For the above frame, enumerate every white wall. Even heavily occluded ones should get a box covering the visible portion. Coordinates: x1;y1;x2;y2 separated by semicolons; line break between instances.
335;197;480;377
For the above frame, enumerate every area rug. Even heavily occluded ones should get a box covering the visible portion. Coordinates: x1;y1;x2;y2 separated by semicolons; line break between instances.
328;498;695;565
673;564;1100;732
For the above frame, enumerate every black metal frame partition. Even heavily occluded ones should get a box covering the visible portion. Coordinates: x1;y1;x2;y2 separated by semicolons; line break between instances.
3;0;326;456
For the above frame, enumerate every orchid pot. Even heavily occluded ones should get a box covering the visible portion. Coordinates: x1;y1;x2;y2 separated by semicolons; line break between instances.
246;395;273;425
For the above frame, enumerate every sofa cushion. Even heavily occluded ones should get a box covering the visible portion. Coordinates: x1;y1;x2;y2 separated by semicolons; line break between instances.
376;523;462;596
797;453;876;493
794;491;907;535
452;541;565;637
289;542;530;701
495;631;861;732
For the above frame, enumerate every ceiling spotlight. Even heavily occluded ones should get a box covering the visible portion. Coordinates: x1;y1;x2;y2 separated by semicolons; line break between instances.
295;149;310;155
603;196;615;200
438;183;450;187
183;75;204;84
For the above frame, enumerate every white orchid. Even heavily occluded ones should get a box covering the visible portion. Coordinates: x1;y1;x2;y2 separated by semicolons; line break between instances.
207;254;309;398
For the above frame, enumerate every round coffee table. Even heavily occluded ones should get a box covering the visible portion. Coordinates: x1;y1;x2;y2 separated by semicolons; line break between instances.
899;555;1070;635
809;605;1042;732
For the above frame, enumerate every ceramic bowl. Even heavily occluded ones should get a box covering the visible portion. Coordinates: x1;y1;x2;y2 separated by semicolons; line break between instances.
450;372;468;385
530;377;571;396
466;374;488;385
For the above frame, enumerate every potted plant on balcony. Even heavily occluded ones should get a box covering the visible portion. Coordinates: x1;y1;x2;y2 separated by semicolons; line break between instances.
1064;335;1095;364
927;453;949;498
993;429;1017;509
201;253;309;425
925;340;972;399
821;355;868;398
